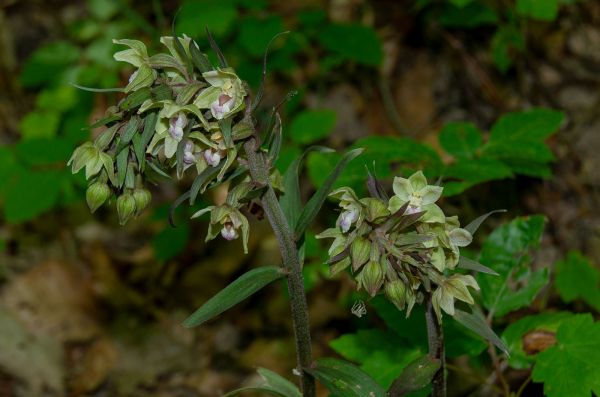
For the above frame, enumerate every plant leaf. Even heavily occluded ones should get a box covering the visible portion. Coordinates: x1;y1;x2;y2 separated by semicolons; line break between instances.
463;209;506;235
555;251;600;312
458;256;499;275
279;146;335;229
206;27;228;68
387;355;441;397
477;215;549;317
306;358;386;397
532;314;600;397
452;309;508;355
183;266;284;328
189;163;224;205
294;148;363;238
223;367;301;397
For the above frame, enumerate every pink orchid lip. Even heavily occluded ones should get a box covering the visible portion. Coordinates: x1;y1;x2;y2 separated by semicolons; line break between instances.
221;222;239;240
218;94;233;106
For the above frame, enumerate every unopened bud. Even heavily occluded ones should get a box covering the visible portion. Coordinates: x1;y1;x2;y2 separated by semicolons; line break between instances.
116;192;136;225
359;260;384;297
385;280;407;310
86;182;110;213
132;188;151;214
351;236;371;271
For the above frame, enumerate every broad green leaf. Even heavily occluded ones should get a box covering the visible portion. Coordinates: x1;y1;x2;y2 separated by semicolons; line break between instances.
438;122;482;159
306;358;387;397
152;224;190;262
4;169;65;223
88;0;119;21
330;329;423;389
289;110;336;145
370;297;485;358
14;138;73;166
502;312;572;369
294;148;363;238
555;251;600;312
183;266;284;327
176;0;237;37
532;314;600;397
307;136;442;193
223;367;301;397
20;41;80;87
442;157;513;196
452;309;509;355
279;146;334;229
238;16;285;57
20;110;61;140
387;355;440;397
481;114;555;174
319;23;383;66
516;0;559;21
439;3;498;28
491;25;525;73
477;215;549;317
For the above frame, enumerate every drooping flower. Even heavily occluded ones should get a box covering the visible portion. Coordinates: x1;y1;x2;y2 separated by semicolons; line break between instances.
194;68;247;120
168;112;187;141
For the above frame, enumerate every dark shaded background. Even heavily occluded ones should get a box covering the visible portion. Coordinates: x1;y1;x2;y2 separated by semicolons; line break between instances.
1;0;599;396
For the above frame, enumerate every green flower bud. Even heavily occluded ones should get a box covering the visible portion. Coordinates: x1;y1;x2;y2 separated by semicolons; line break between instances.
86;182;111;213
116;192;137;225
358;260;384;297
351;236;371;271
385;279;407;310
132;188;152;214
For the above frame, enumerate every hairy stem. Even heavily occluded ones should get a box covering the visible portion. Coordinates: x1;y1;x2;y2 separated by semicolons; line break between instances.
426;296;446;397
244;139;316;397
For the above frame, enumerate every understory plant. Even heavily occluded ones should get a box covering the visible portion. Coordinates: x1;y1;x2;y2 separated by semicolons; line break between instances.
69;28;508;397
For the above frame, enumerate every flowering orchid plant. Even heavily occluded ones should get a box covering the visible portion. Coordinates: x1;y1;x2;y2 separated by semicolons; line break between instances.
68;31;505;397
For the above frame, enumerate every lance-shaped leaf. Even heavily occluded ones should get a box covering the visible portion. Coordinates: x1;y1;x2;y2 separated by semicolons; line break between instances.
183;266;284;328
251;31;290;112
280;146;335;229
294;148;364;238
387;355;440;397
452;309;509;355
306;358;386;397
189;162;224;205
223;367;302;397
136;112;158;171
458;256;499;275
464;209;506;235
206;27;228;68
116;145;129;188
189;39;213;73
118;117;141;148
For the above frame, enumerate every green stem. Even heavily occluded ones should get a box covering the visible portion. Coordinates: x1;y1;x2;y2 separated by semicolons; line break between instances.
426;295;446;397
243;139;316;397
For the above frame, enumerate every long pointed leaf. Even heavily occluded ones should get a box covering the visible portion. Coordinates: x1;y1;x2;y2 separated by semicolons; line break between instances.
251;31;290;112
464;209;506;235
294;148;364;238
223;368;302;397
305;358;386;397
183;266;284;328
137;112;158;171
206;27;228;68
388;355;440;397
189;163;223;205
280;146;335;229
458;256;499;275
452;309;509;355
70;82;124;92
